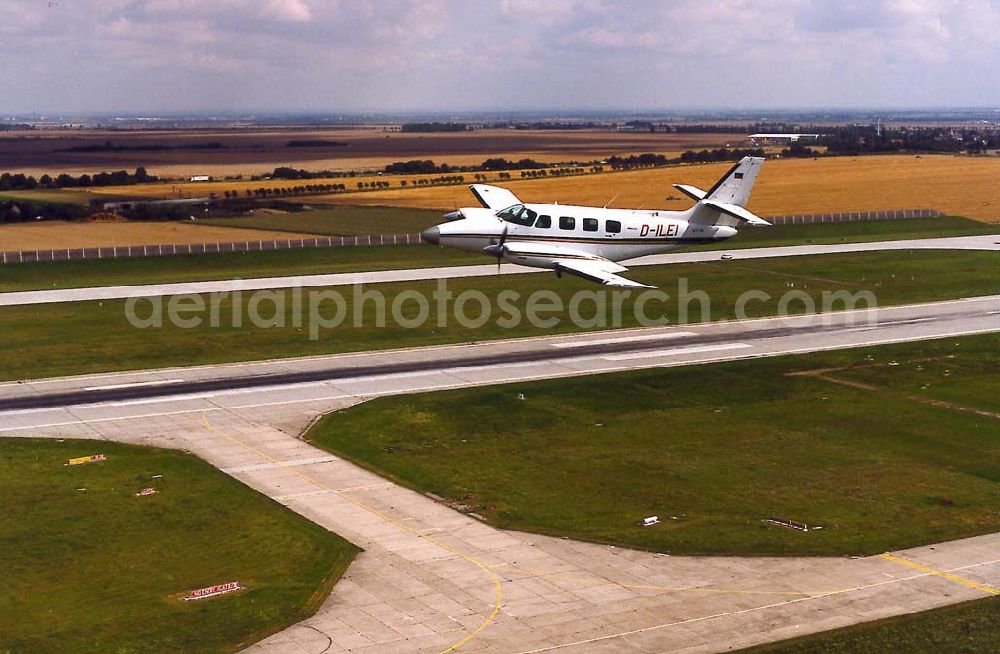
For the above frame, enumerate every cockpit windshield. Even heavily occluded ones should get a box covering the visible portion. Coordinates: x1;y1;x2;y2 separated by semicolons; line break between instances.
496;203;537;226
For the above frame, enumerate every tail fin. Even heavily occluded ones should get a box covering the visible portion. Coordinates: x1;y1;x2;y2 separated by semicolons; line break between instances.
703;156;764;207
688;156;770;227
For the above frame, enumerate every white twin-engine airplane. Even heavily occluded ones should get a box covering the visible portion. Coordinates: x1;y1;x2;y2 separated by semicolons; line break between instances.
420;156;769;288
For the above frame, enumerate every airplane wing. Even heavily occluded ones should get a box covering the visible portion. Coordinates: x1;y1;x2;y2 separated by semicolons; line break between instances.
553;258;654;288
469;184;521;211
492;240;654;288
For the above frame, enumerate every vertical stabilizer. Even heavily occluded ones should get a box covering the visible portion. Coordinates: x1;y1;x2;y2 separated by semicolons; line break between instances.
703;156;764;207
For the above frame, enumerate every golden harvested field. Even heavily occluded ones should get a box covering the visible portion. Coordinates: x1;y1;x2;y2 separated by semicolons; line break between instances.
0;221;317;251
0;128;742;178
315;155;1000;221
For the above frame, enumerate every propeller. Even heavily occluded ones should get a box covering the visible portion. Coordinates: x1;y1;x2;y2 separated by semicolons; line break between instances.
483;224;508;274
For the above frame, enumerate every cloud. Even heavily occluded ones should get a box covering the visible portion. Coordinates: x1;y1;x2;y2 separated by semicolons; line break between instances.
265;0;313;23
0;0;997;113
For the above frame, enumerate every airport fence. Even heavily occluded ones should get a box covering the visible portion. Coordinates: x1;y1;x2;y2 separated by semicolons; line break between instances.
765;208;943;225
0;232;424;264
0;208;945;264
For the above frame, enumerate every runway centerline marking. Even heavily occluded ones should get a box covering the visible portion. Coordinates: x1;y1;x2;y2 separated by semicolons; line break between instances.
551;331;697;348
603;343;750;361
83;378;185;391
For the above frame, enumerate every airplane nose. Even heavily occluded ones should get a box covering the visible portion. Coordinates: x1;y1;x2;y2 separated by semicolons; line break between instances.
421;226;441;245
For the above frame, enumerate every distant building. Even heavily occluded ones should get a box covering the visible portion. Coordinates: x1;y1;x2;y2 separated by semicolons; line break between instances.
98;197;212;212
748;133;820;145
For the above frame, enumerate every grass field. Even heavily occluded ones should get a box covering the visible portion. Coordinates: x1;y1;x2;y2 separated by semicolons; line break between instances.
737;597;999;653
314;155;1000;221
306;335;1000;556
0;249;996;381
202;205;443;236
688;215;1000;250
1;216;995;293
0;243;481;293
0;220;316;251
0;189;96;206
0;438;357;653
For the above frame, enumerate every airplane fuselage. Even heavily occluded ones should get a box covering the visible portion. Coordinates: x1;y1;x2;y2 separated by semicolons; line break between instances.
421;158;765;287
434;203;736;268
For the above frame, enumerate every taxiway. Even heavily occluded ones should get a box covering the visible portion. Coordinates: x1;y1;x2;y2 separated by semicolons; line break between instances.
1;234;996;307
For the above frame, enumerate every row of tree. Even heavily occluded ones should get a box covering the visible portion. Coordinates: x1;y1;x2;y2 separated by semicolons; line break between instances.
0;167;157;191
518;167;587;178
221;184;349;199
676;148;766;163
606;153;670;168
399;176;465;186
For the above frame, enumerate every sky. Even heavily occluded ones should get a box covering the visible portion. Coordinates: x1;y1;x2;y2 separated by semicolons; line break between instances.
1;0;999;114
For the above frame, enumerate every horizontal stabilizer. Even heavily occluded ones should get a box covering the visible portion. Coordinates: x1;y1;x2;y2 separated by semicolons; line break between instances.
469;184;521;211
673;184;706;201
702;200;772;226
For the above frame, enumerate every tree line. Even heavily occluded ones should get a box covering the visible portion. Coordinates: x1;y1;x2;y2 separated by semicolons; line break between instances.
820;126;999;155
1;199;85;224
0;167;157;191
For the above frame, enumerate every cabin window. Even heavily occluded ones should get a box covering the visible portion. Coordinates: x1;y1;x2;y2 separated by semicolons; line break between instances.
535;214;551;228
606;220;622;233
497;204;537;226
583;218;599;232
559;216;575;230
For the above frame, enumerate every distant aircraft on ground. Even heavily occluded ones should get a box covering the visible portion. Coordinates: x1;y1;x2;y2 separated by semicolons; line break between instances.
420;156;769;287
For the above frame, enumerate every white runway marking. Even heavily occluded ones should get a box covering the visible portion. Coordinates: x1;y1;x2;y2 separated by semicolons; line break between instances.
83;378;185;391
222;455;340;474
603;343;750;361
551;331;697;348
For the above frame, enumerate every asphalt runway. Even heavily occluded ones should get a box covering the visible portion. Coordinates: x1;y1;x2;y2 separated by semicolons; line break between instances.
1;234;996;307
2;295;996;428
1;297;998;653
